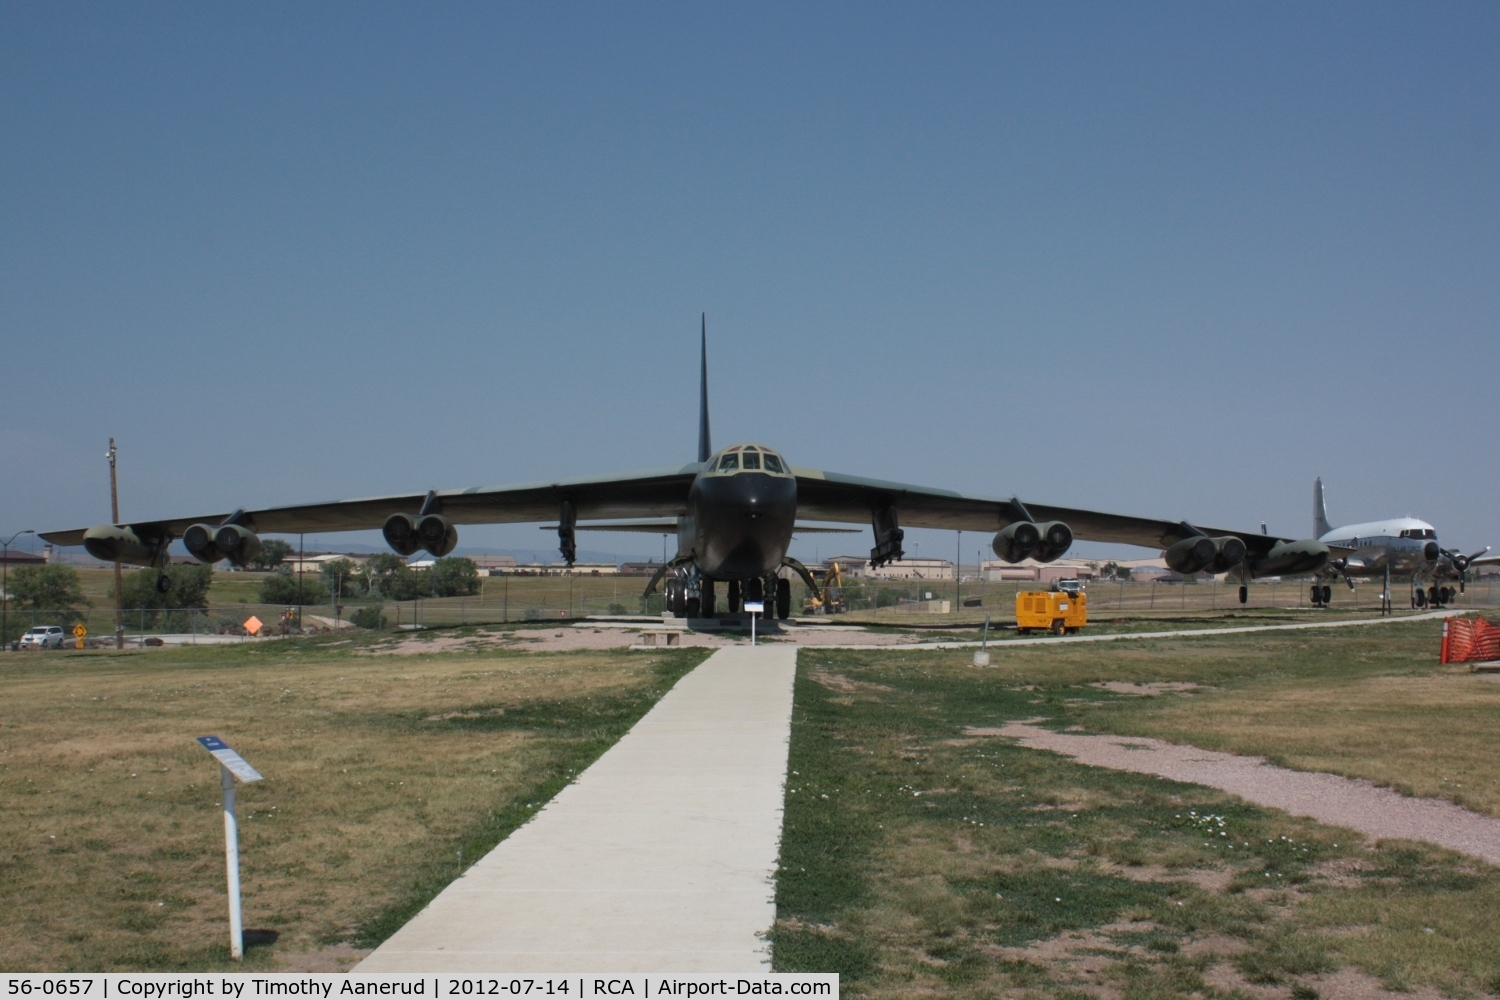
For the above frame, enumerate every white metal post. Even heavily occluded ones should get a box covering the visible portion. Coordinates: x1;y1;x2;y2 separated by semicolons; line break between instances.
221;764;244;960
751;609;756;646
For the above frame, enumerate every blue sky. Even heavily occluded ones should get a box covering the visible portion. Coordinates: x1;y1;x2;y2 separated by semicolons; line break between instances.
3;3;1497;562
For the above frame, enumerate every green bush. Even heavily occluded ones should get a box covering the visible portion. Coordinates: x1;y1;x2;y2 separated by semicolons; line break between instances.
349;603;387;630
258;570;329;605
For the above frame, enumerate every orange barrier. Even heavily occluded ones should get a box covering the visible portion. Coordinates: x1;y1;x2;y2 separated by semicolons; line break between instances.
1441;616;1500;664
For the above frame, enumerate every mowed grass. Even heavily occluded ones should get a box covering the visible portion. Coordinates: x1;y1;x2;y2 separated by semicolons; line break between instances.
0;636;709;971
774;621;1500;997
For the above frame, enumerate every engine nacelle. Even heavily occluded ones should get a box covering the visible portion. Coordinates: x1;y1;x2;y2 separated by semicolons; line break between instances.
1165;535;1218;575
1248;538;1330;576
1031;521;1073;563
213;524;262;567
82;524;162;566
182;523;225;565
1205;536;1248;574
385;512;458;557
383;513;421;556
416;514;458;557
992;522;1041;563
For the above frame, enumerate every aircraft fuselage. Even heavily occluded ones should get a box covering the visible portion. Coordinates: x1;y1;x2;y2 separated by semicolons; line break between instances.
679;444;798;581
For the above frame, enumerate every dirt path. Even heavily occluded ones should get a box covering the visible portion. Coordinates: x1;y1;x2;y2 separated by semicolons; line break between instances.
984;721;1500;866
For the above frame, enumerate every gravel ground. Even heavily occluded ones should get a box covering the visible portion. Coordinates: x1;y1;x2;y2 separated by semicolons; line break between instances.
985;721;1500;866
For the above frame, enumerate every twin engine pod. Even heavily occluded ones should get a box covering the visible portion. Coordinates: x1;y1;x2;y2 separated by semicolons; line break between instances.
82;524;163;566
992;520;1073;564
1164;534;1246;575
382;512;458;558
183;522;262;567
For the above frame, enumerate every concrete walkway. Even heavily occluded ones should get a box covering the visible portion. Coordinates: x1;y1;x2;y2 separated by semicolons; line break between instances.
357;645;799;973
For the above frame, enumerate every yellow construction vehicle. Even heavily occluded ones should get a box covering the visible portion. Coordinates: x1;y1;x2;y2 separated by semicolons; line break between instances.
1015;583;1087;635
804;562;848;614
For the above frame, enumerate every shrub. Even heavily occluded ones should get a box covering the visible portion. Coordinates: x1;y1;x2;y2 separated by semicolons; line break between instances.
349;603;387;630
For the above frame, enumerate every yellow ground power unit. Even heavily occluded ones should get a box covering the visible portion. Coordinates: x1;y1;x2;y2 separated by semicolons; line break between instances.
1015;589;1087;635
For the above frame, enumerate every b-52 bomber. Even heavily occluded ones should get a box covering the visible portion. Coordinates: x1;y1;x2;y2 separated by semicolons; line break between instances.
42;318;1333;617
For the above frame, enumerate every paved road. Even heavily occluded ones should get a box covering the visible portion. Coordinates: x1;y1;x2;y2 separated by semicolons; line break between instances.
356;644;798;973
818;608;1453;651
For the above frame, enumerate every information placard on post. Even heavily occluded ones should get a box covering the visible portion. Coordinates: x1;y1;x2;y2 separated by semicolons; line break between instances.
744;601;764;644
196;736;263;960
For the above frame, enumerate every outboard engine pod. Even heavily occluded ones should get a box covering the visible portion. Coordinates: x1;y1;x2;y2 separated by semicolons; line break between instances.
416;514;458;557
213;524;262;567
1031;521;1073;563
383;513;422;556
1165;536;1218;575
182;523;225;565
1206;536;1247;574
82;524;160;566
992;521;1041;563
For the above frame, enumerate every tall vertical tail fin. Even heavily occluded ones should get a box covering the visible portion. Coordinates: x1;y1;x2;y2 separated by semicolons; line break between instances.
1313;477;1333;538
697;313;712;464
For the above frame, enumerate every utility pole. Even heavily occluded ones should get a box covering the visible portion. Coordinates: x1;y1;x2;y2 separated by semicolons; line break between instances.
108;439;124;649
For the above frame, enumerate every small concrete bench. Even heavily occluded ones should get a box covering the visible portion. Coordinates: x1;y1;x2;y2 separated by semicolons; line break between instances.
638;631;681;646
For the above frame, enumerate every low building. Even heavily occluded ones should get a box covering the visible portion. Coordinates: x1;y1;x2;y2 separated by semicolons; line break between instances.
982;558;1097;584
493;562;619;576
867;558;954;581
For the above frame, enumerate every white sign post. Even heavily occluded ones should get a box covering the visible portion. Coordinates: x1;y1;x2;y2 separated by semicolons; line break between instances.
744;601;764;645
196;736;263;960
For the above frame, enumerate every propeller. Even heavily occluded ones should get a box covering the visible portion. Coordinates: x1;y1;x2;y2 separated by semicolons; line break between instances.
1328;556;1356;591
1443;547;1491;594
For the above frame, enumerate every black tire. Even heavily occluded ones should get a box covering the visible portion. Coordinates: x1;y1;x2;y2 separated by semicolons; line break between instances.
776;578;791;619
1238;585;1248;604
1414;590;1425;608
156;574;172;594
702;581;715;618
1052;619;1065;636
727;580;742;614
1429;587;1440;607
745;577;763;602
685;597;701;618
1321;585;1332;604
1018;627;1031;635
1311;585;1321;606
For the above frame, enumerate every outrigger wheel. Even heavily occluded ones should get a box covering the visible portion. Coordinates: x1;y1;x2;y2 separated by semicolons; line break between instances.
156;574;172;594
1238;585;1248;604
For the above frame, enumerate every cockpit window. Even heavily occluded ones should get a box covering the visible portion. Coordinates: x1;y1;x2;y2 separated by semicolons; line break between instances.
742;452;761;470
763;454;784;473
718;454;738;472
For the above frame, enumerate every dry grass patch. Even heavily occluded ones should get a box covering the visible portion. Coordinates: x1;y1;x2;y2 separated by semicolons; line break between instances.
0;640;706;971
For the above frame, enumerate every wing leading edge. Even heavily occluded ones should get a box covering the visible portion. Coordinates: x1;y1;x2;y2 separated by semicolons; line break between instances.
791;467;1300;556
39;465;702;547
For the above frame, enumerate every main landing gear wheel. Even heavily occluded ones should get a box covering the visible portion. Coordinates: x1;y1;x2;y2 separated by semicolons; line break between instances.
745;577;764;602
664;578;688;617
1428;586;1440;607
702;581;716;618
1321;585;1332;605
1238;585;1248;605
1414;589;1426;608
156;574;172;594
776;577;791;619
727;580;742;614
685;596;701;618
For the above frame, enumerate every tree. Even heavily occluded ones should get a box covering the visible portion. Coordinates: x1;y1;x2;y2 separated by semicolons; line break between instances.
117;564;213;627
365;553;430;601
8;565;89;610
249;538;294;571
259;570;329;606
429;557;480;597
321;558;362;598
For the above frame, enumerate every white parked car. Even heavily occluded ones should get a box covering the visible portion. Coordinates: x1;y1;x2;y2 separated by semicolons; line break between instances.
19;626;67;649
